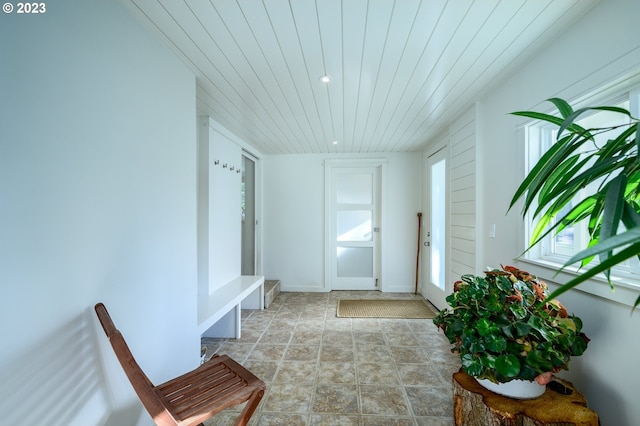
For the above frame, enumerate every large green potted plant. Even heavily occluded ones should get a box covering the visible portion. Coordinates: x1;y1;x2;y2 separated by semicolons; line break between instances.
433;265;589;398
509;98;640;306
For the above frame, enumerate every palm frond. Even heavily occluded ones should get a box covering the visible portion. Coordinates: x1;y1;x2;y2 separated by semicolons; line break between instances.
510;99;640;306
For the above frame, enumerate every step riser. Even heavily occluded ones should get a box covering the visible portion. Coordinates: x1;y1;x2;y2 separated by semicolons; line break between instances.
264;279;280;308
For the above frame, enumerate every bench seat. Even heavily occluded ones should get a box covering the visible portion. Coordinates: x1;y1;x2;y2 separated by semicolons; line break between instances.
197;275;264;338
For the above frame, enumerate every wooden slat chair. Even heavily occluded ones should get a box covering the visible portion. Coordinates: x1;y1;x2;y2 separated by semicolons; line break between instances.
95;303;265;426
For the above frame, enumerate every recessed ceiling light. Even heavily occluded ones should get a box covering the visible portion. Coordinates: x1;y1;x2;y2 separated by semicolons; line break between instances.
320;75;332;84
332;140;339;145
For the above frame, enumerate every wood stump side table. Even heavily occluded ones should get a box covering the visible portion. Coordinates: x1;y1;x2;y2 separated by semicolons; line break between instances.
453;371;599;426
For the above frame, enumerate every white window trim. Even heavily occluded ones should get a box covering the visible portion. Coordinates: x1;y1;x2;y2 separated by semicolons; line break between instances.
516;258;640;308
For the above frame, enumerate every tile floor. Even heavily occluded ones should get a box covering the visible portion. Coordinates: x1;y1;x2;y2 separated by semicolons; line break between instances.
202;291;461;426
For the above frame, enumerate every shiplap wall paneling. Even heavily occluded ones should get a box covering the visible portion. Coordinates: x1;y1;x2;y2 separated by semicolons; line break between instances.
449;106;476;280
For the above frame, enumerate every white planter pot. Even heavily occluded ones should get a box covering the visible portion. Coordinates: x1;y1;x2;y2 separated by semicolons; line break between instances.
476;378;546;399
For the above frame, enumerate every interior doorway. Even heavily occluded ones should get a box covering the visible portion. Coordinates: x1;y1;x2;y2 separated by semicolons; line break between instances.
326;164;381;290
241;153;256;275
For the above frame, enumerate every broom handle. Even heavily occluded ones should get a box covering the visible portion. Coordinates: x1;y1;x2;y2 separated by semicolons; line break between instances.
415;212;422;295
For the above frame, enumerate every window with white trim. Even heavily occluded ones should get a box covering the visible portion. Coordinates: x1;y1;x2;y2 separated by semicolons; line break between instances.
523;86;640;283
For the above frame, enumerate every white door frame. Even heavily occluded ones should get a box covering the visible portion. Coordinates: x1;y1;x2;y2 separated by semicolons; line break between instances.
324;159;387;291
241;151;258;276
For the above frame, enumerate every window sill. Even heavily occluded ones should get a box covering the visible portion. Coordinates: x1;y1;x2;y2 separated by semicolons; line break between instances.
515;258;640;308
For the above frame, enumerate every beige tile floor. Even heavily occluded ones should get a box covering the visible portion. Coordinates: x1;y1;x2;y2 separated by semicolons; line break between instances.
202;291;461;426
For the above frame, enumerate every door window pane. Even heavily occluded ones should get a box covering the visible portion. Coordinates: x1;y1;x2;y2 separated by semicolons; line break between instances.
337;247;373;277
336;173;373;204
337;210;372;241
431;159;446;290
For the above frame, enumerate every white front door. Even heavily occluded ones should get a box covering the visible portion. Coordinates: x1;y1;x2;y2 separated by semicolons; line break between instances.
424;149;450;309
328;166;380;290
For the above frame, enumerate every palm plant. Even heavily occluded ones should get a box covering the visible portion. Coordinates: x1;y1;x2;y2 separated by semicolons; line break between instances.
509;98;640;307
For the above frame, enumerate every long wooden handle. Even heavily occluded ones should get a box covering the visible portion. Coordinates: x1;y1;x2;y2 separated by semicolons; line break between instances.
415;212;422;295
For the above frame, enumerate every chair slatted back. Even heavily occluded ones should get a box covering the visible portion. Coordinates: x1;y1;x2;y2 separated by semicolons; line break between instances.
95;303;178;425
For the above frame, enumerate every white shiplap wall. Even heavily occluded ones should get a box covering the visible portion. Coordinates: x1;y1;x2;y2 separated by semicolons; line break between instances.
449;106;477;280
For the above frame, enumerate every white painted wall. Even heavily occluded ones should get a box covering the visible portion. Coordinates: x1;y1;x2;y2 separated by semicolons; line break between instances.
472;0;640;423
0;2;197;425
263;153;421;293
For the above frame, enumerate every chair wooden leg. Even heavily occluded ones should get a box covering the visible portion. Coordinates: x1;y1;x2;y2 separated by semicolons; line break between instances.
235;388;265;426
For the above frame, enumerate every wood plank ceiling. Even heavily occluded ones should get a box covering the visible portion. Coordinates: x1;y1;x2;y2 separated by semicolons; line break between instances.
124;0;598;154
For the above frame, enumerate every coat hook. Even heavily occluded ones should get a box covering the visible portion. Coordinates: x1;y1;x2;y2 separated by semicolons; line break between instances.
223;163;228;168
214;160;219;165
230;166;235;171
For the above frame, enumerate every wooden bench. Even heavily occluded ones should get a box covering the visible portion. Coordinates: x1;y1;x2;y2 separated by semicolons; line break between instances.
198;275;264;338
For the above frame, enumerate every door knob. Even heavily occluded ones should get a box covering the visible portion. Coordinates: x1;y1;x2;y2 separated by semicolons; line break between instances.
424;242;430;247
